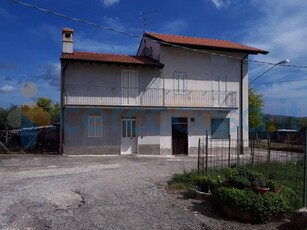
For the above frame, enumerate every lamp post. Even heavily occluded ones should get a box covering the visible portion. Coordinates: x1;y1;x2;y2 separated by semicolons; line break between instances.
250;59;290;84
239;59;289;155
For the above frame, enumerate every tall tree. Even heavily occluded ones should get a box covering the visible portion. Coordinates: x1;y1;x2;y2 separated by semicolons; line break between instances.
249;87;264;130
36;97;60;123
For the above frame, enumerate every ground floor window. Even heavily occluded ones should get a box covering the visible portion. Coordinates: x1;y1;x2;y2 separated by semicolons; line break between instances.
211;118;230;139
88;115;103;137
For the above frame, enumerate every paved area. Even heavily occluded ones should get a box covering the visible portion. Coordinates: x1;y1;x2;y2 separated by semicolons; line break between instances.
0;154;206;230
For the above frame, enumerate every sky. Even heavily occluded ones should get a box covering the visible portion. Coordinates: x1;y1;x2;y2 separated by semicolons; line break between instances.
0;0;306;117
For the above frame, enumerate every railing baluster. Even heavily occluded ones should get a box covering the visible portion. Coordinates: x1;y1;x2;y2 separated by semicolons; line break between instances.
64;85;237;108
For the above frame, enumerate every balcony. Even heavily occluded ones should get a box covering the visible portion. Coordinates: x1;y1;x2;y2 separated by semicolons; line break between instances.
64;85;237;108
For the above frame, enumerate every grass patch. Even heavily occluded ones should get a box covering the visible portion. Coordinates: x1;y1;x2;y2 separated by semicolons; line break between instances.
167;170;202;190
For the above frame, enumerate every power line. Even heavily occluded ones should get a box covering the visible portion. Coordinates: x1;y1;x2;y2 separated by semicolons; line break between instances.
8;0;307;69
252;78;307;84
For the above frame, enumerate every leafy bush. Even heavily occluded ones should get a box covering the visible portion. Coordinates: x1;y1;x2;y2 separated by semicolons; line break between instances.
213;186;299;223
253;176;267;188
168;170;202;188
223;165;262;189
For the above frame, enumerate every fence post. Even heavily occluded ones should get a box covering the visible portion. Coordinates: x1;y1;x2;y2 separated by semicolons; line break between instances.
303;131;307;207
205;130;208;176
237;126;240;166
228;135;231;167
251;137;255;166
267;132;271;163
197;138;200;173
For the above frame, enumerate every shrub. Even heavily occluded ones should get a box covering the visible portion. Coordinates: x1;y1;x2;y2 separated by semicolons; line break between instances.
223;165;262;189
168;170;202;188
267;180;279;191
253;176;267;188
213;186;300;223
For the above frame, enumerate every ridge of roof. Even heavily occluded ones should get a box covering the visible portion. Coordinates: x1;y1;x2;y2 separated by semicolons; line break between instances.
144;32;269;55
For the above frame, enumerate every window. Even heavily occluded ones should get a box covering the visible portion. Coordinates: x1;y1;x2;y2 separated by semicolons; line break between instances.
173;72;187;93
122;119;136;138
88;115;102;137
211;118;230;139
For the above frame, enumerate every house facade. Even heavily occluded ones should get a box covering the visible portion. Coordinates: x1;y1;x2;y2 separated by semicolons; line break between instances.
60;28;268;155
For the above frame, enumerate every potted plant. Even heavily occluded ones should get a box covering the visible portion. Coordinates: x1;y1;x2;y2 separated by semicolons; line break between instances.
267;180;281;194
253;177;269;194
196;176;211;193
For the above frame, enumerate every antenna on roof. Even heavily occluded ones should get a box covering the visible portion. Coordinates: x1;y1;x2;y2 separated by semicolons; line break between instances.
139;11;159;33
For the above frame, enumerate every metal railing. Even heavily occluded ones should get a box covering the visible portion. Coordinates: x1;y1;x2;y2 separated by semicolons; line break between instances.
65;85;237;108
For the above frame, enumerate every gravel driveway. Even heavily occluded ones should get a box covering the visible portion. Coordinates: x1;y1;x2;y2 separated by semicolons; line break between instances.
0;154;206;230
0;154;287;230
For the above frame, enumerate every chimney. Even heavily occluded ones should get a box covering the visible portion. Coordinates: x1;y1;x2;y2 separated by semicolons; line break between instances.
62;28;74;54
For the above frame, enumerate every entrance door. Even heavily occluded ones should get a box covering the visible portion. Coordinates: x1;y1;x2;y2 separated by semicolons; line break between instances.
121;118;137;154
121;70;138;105
172;117;188;155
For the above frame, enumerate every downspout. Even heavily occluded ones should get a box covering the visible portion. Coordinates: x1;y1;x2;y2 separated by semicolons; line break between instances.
60;61;69;154
240;54;248;155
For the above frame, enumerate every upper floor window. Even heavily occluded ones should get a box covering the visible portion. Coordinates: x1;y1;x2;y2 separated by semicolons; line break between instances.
173;72;187;93
88;115;103;137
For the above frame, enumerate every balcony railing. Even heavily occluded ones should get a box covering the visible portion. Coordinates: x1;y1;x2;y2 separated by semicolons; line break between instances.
65;85;237;108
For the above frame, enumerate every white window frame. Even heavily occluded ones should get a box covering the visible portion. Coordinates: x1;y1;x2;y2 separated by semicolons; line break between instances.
88;115;103;137
173;71;187;94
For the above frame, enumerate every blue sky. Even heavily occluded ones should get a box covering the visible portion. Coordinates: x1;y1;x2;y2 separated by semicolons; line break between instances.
0;0;306;116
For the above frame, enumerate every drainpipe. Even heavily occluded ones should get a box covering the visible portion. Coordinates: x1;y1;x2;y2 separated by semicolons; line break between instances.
240;54;248;154
60;62;69;154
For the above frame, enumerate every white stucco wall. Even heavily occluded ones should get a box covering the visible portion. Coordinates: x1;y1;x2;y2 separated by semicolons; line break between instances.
64;63;162;98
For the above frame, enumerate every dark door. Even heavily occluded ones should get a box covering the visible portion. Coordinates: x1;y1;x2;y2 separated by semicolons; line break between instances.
172;117;188;155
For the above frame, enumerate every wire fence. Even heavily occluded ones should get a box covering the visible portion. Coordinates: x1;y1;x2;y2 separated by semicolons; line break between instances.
0;124;60;154
198;131;307;207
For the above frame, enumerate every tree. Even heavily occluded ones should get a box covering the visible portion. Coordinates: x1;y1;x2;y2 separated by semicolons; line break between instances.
36;97;60;123
36;97;53;112
248;87;264;130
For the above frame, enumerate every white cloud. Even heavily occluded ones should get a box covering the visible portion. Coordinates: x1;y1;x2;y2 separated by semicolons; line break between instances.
243;1;307;64
210;0;231;9
0;85;15;93
100;0;120;7
159;19;188;34
103;16;124;30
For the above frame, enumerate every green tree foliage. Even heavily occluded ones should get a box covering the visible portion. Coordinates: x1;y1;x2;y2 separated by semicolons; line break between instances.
0;97;60;130
36;97;60;123
0;104;18;130
248;87;264;130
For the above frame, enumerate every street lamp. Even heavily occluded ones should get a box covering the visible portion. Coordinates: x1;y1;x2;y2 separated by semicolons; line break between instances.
249;59;290;84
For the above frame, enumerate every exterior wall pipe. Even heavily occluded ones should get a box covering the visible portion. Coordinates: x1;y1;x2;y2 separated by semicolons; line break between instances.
60;62;69;154
240;54;248;154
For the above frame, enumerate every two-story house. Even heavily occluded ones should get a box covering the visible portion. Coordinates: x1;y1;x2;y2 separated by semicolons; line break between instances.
60;28;268;155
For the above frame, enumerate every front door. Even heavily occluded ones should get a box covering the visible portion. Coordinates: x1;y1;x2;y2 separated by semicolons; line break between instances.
172;117;188;155
121;70;138;105
121;118;137;154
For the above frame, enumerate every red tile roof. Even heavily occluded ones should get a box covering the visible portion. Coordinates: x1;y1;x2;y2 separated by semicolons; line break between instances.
145;32;268;55
61;52;164;68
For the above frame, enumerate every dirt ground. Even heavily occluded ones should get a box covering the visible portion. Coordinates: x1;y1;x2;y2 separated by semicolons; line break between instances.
0;154;294;229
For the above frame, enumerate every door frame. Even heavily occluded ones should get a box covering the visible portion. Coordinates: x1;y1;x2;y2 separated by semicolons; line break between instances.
120;117;138;155
171;117;188;155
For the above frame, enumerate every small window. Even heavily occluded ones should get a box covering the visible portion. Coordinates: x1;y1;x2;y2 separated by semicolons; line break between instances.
88;115;102;137
211;118;230;139
173;72;187;93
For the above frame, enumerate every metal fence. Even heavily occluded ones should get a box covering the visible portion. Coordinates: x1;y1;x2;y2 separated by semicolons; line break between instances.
197;131;307;207
0;124;60;154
